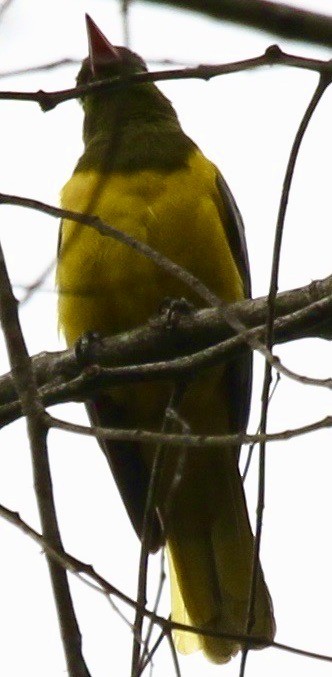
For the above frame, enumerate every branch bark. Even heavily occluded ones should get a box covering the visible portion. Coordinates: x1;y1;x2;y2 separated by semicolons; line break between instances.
0;244;91;676
1;501;332;666
0;274;331;428
0;47;330;111
142;0;332;48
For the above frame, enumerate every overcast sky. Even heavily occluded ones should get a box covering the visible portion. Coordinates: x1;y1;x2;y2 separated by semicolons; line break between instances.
0;1;332;676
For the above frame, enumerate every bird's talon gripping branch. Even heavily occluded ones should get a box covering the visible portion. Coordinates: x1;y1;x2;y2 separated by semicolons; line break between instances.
159;296;195;330
74;331;103;368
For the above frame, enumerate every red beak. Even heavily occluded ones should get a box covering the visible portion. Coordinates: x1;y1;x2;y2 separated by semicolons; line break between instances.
85;14;120;75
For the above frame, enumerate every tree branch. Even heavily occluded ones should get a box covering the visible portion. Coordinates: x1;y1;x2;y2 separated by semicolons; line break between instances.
0;275;331;428
243;69;329;670
0;502;332;666
0;47;331;111
0;243;91;677
142;0;332;48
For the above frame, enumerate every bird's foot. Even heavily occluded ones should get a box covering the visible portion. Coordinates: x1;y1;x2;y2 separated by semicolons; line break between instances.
159;296;195;330
75;330;104;367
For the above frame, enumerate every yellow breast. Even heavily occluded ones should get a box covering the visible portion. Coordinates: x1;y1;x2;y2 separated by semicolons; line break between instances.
57;149;244;346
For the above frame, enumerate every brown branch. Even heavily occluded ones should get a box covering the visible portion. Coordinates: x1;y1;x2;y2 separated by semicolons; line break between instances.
243;72;330;670
139;550;167;673
0;243;91;677
1;190;330;392
0;46;331;111
141;0;332;48
0;191;220;307
0;502;331;666
49;411;332;450
121;0;131;48
0;276;331;428
132;385;187;675
0;58;80;79
0;502;145;615
0;56;203;81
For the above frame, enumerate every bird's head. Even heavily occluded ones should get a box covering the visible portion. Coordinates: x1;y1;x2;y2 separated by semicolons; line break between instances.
75;15;181;164
77;14;147;88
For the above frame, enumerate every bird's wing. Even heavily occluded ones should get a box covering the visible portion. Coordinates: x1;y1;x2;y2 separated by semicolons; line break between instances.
86;394;164;552
216;171;252;438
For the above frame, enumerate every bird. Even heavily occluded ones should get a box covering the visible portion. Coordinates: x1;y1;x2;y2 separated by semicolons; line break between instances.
56;15;275;664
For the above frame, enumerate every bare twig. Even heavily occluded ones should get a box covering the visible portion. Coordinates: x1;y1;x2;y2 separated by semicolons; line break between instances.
241;373;280;482
166;632;182;677
2;190;332;402
0;58;80;79
0;244;91;677
0;47;331;111
121;0;131;47
0;501;332;665
48;411;332;450
138;627;166;674
242;69;330;675
0;191;221;307
0;56;201;81
131;384;186;675
138;550;167;674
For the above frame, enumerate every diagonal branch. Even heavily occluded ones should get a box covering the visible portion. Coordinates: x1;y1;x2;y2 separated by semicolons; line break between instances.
1;190;330;392
1;502;332;666
142;0;332;48
0;242;91;677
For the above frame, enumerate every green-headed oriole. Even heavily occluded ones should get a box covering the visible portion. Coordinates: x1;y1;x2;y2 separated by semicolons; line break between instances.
56;15;275;663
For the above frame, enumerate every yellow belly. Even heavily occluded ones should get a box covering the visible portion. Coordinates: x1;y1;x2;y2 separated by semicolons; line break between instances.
57;148;245;430
57;149;244;345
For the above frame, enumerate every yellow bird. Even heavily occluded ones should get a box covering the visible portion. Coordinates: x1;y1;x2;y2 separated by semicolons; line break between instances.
57;15;275;663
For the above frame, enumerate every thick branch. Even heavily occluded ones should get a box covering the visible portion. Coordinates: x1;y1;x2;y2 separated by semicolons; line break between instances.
0;275;331;427
143;0;332;48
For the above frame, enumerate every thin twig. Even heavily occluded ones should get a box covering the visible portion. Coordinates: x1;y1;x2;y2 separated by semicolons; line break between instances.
1;501;332;664
131;384;186;676
166;632;182;677
48;411;332;450
139;402;190;676
0;58;80;79
242;374;280;482
0;47;331;111
242;73;330;674
139;550;166;673
121;0;131;47
0;244;91;677
2;191;332;394
139;627;166;675
0;191;222;307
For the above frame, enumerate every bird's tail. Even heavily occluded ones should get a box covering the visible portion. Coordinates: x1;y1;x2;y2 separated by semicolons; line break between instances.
165;461;275;663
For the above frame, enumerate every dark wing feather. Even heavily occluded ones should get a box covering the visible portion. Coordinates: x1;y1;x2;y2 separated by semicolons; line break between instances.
86;395;164;553
216;172;251;298
216;172;252;437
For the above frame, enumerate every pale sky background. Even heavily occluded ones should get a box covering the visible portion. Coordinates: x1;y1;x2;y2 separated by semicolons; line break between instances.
0;1;332;676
